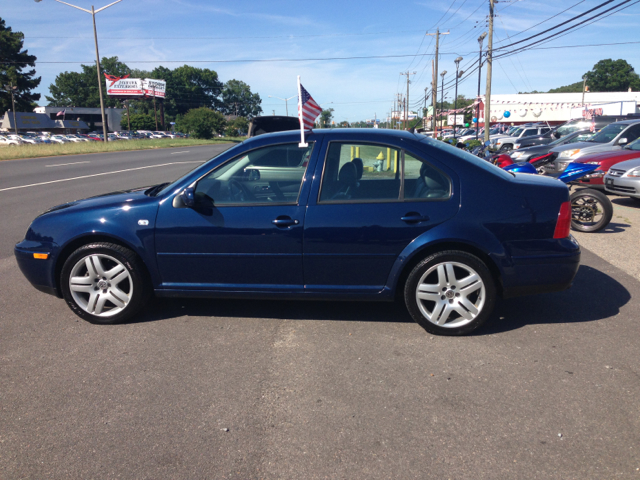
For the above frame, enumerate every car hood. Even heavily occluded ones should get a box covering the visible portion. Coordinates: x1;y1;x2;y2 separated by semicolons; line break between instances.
38;185;154;217
550;141;596;153
574;149;640;164
608;157;640;172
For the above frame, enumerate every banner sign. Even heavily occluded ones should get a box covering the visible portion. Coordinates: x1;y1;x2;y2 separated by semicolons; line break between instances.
105;74;166;98
143;79;166;98
447;114;464;126
569;101;636;119
106;77;144;97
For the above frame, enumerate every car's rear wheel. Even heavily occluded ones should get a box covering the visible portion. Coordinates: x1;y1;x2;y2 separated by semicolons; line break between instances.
404;251;496;336
60;242;150;324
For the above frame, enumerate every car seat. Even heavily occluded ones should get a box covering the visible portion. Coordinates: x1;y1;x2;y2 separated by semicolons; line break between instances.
331;162;358;200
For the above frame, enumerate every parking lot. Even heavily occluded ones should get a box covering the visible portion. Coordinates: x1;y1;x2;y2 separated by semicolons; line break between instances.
1;146;640;479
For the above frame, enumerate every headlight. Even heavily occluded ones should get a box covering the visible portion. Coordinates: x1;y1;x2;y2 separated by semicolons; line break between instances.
511;152;523;158
627;168;640;177
559;149;581;158
514;144;521;149
584;171;605;179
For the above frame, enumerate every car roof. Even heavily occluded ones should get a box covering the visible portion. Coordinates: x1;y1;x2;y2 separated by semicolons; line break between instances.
609;119;640;125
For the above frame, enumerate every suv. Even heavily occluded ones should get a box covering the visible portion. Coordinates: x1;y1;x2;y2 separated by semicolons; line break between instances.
495;125;552;152
545;119;640;174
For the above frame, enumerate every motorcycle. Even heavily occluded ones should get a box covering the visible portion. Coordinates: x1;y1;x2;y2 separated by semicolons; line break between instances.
502;156;613;233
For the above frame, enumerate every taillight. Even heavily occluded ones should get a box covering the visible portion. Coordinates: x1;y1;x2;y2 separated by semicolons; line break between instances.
553;201;571;239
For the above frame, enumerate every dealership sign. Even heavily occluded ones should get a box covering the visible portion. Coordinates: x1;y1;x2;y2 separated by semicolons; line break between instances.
105;74;166;98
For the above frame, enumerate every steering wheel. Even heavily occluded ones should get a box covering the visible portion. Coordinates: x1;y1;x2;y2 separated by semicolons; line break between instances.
228;180;254;202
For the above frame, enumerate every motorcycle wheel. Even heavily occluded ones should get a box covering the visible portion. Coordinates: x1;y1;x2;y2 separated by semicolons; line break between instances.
570;188;613;233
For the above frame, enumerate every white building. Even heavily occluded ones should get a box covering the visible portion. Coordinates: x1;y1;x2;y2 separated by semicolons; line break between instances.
33;106;125;132
478;91;640;126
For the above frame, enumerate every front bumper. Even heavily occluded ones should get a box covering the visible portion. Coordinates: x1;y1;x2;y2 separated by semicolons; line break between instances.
15;240;61;298
604;176;640;198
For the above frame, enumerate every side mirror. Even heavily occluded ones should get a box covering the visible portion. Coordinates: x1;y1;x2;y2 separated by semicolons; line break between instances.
618;137;628;145
182;187;195;208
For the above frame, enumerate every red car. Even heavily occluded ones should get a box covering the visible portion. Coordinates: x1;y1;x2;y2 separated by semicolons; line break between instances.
574;142;640;189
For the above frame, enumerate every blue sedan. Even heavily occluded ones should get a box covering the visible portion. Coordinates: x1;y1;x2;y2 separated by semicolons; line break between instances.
15;129;580;335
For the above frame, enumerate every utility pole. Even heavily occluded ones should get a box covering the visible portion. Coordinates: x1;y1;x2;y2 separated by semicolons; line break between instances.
152;86;158;131
476;32;487;141
4;83;18;135
426;29;449;137
582;76;587;106
400;71;416;130
484;0;495;144
424;86;428;129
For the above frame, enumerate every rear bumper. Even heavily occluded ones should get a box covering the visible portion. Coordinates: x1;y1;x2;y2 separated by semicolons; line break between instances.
502;236;581;299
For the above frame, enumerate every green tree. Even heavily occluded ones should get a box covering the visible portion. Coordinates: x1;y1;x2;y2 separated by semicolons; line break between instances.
547;81;583;93
175;107;226;139
153;65;223;119
0;17;41;112
220;80;262;118
318;108;334;128
584;59;640;92
224;116;249;137
46;56;130;107
121;113;156;130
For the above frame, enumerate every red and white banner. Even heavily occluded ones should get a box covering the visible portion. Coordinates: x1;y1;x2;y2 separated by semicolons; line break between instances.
106;77;144;97
143;79;166;98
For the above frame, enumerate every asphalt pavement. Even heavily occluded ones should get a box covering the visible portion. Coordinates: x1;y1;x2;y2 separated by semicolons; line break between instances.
1;147;640;479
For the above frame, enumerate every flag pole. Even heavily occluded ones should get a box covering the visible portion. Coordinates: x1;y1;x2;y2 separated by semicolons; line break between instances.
297;76;307;148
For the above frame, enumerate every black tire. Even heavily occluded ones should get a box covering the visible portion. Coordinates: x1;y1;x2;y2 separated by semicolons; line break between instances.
570;188;613;233
60;242;151;324
499;144;512;152
404;250;496;336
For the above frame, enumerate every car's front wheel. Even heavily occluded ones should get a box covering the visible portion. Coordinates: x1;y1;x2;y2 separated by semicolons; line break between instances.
60;242;150;324
404;251;496;336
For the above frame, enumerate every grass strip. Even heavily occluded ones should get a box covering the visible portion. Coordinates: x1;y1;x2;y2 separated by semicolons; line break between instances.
0;137;243;162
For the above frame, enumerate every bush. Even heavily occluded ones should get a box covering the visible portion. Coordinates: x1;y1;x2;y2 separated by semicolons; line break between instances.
224;116;249;137
465;140;482;149
175;108;226;139
121;113;156;131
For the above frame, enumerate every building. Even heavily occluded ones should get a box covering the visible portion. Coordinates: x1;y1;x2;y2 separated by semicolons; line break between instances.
33;106;125;132
0;111;89;134
477;91;640;126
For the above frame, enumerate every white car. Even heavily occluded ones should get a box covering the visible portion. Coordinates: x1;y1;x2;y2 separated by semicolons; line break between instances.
65;134;88;142
50;135;71;144
0;136;22;146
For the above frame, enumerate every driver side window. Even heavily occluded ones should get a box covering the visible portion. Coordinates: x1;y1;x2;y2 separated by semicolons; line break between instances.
194;143;313;206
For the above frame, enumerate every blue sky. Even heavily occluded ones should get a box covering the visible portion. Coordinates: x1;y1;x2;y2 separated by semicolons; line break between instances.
3;0;640;123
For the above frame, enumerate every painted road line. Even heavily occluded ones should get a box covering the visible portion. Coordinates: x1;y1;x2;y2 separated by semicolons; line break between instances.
171;151;191;154
45;161;91;167
0;161;203;193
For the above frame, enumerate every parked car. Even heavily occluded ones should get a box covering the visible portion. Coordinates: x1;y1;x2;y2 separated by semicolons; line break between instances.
0;136;21;146
510;130;593;163
49;135;71;144
494;125;552;152
604;158;640;202
15;129;580;336
572;138;640;190
79;134;99;142
65;134;88;142
545;119;640;174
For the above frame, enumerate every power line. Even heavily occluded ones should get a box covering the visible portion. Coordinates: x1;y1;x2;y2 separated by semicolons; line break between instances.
501;0;586;40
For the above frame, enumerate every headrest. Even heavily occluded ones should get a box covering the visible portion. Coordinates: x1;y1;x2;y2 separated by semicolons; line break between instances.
351;158;363;180
338;162;358;184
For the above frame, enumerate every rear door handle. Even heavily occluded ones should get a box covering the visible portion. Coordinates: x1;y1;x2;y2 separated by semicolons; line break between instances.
401;213;430;224
272;216;299;227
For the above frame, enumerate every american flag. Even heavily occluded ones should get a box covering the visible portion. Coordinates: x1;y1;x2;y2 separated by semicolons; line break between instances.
56;109;66;117
299;84;322;130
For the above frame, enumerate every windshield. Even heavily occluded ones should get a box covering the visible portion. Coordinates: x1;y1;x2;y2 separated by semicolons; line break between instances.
587;123;626;143
510;128;523;137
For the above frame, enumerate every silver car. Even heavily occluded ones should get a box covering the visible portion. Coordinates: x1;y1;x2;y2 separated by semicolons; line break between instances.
546;119;640;174
604;158;640;202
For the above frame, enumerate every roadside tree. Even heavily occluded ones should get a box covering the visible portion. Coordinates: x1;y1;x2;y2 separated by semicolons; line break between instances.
584;59;640;92
121;113;156;131
175;107;226;139
318;108;334;128
224;116;249;137
220;80;262;118
0;17;41;112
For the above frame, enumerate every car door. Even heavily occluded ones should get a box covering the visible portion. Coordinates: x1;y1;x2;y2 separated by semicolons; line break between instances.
154;141;317;291
302;139;459;293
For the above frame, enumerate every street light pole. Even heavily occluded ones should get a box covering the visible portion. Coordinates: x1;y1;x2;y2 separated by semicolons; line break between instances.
453;57;463;140
35;0;123;142
268;95;297;116
476;32;487;141
440;71;447;135
4;84;18;135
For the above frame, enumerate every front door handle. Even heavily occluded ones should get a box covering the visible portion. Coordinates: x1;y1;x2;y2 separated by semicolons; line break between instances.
272;216;299;227
401;213;430;224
